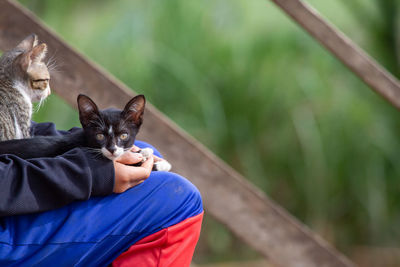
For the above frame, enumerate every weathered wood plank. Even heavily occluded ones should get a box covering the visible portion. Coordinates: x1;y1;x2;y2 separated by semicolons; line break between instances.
271;0;400;109
0;0;354;266
193;259;274;267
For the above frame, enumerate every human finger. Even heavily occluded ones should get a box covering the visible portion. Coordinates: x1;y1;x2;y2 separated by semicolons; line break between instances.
152;154;164;162
130;145;141;152
141;154;154;171
119;156;153;182
116;151;143;165
113;162;148;193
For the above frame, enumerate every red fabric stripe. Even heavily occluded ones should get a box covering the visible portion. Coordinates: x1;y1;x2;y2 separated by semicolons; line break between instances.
112;212;204;267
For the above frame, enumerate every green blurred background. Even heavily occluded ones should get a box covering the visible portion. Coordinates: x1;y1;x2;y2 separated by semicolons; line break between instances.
18;0;400;265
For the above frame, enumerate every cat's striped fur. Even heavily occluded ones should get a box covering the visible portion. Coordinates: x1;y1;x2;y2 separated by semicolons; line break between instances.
0;76;31;140
0;34;50;141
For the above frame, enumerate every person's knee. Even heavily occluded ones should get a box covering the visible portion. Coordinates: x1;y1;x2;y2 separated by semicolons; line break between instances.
157;171;202;205
101;171;203;232
171;172;202;209
148;171;203;221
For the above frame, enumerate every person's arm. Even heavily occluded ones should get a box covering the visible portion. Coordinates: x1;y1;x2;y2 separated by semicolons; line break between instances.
0;148;114;217
29;121;158;190
30;121;80;136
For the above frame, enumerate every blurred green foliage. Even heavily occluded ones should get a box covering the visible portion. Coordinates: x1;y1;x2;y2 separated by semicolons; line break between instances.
18;0;400;263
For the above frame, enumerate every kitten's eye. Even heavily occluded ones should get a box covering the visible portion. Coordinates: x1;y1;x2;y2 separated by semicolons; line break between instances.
120;133;129;140
31;79;49;91
96;133;105;141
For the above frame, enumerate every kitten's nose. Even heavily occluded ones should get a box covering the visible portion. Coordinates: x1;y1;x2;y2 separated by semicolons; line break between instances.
108;147;116;154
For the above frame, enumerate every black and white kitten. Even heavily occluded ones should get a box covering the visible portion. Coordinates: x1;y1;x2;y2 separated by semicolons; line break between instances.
0;94;171;171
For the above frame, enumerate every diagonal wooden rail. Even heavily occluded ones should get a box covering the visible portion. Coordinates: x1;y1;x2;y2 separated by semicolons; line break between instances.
2;0;392;266
271;0;400;109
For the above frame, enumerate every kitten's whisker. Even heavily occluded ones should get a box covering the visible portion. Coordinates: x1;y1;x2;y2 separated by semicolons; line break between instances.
36;97;48;112
94;154;104;160
45;50;63;74
84;148;105;160
85;148;102;153
33;97;46;113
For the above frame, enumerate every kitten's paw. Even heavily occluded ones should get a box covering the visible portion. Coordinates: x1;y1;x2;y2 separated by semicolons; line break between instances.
154;160;172;172
139;148;154;160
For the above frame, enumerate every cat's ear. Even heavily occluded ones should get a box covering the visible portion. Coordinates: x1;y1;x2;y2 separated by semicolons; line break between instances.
16;43;47;71
77;94;100;128
30;43;47;63
15;34;38;51
122;95;146;126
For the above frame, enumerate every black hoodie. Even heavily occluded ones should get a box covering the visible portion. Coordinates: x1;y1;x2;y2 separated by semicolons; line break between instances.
0;122;114;217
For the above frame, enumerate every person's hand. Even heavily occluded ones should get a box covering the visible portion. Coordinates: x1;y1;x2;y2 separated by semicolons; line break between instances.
131;145;164;163
113;151;154;193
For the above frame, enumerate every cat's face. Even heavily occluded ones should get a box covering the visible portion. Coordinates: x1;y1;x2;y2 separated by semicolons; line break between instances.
0;34;50;102
77;94;145;160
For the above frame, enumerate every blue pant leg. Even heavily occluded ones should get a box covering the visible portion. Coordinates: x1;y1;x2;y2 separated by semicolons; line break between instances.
0;171;203;267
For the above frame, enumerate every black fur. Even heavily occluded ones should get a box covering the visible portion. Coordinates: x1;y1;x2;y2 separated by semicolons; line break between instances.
0;94;145;160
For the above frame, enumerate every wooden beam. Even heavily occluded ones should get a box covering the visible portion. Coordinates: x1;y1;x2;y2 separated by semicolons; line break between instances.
0;1;354;266
193;259;274;267
271;0;400;109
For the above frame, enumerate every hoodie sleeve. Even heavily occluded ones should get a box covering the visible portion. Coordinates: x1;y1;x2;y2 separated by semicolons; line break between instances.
0;147;115;217
30;121;81;136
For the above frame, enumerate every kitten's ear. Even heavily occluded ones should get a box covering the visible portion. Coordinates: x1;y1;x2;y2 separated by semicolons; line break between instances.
77;94;100;128
30;43;47;63
122;95;146;126
15;34;38;51
16;43;47;71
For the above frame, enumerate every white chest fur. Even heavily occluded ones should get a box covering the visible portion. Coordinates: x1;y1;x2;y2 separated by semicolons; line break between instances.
13;114;23;139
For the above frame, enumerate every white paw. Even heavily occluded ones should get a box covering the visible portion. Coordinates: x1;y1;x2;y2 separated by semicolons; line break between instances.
154;160;172;172
140;148;153;160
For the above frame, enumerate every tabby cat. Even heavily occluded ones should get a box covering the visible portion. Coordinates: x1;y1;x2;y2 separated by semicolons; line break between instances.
0;34;50;141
